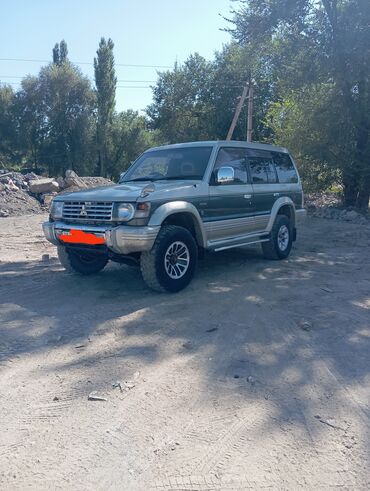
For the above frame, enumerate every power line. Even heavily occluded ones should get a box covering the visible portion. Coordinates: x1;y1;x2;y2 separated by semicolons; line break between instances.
0;81;154;89
0;57;172;69
0;75;157;83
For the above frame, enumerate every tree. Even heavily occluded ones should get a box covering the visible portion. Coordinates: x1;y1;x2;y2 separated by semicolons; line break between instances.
0;85;17;166
147;54;214;143
94;37;117;176
267;86;346;192
13;76;46;169
230;0;370;209
38;62;96;175
147;47;276;144
52;44;60;65
59;40;68;64
52;40;69;66
108;110;162;179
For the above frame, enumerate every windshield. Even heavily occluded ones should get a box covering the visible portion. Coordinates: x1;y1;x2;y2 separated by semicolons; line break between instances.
121;146;213;183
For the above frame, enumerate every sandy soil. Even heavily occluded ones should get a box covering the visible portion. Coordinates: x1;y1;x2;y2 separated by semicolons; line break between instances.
0;214;370;490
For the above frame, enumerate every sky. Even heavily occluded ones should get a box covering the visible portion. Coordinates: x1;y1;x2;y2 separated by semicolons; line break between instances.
0;0;233;113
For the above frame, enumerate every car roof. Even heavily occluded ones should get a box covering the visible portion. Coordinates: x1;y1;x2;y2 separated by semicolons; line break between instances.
148;140;289;154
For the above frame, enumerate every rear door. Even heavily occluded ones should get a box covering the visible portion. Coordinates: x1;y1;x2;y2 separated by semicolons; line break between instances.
272;152;302;208
247;149;280;230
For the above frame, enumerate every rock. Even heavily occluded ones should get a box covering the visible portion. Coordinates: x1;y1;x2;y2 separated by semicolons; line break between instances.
206;327;218;333
182;341;193;350
24;172;40;182
299;319;312;331
29;178;59;194
112;381;123;392
55;176;66;189
247;375;256;385
4;179;19;192
306;203;317;212
88;392;107;402
64;169;87;189
343;210;360;221
124;382;136;390
65;169;78;179
320;287;333;293
42;193;57;206
0;209;9;217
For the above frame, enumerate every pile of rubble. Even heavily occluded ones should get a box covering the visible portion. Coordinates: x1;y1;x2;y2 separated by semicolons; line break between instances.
306;193;368;225
0;169;113;217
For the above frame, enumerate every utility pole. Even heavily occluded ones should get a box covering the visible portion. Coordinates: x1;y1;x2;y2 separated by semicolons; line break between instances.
226;83;249;140
246;85;254;142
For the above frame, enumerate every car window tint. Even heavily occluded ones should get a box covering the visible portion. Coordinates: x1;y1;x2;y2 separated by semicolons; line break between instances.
213;147;248;185
273;152;299;183
247;151;277;184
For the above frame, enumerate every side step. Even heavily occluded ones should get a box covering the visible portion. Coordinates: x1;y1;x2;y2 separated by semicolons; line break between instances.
208;233;271;252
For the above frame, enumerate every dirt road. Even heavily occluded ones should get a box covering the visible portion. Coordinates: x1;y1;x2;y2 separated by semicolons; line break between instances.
1;214;370;490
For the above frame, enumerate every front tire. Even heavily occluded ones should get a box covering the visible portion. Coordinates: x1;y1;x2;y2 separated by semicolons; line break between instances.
57;246;108;275
140;225;198;292
262;215;293;260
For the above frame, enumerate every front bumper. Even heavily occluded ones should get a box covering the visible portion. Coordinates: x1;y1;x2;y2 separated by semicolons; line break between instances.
42;221;160;255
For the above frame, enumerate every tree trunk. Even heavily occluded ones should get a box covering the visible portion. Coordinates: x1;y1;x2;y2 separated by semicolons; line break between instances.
356;175;370;211
342;172;359;208
99;149;105;177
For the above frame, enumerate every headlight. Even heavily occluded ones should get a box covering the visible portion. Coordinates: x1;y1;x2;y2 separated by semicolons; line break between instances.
117;203;135;221
50;201;64;219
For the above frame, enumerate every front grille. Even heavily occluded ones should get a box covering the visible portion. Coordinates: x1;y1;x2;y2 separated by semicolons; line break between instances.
62;201;113;221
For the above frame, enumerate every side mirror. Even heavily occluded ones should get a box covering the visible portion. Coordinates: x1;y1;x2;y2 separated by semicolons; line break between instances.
119;171;126;183
216;166;234;184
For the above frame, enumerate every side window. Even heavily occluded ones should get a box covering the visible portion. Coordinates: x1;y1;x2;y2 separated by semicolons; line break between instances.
247;150;277;184
212;147;248;185
273;152;299;183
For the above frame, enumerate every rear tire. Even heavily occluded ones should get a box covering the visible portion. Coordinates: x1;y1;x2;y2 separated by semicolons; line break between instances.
57;246;108;275
262;215;293;260
140;225;198;292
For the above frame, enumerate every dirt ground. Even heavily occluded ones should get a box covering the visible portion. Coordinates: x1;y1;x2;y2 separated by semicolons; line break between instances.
1;214;370;490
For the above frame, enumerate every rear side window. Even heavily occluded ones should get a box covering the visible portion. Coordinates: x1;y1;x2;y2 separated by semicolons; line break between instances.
212;147;248;185
247;150;277;184
273;153;299;183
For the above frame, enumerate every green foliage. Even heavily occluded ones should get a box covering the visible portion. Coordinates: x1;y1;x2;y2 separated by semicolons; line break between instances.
0;85;17;166
147;45;276;144
147;53;214;143
230;0;370;209
52;40;69;66
0;38;159;179
1;16;369;210
94;37;117;176
108;110;162;179
267;86;350;192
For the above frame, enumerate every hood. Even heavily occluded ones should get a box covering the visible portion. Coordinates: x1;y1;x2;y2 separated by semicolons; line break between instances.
55;180;201;202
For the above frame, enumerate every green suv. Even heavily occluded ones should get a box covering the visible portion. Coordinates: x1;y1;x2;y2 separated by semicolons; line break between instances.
43;141;306;292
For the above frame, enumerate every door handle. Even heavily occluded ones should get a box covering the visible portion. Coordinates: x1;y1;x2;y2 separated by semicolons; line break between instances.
244;194;252;199
273;193;280;197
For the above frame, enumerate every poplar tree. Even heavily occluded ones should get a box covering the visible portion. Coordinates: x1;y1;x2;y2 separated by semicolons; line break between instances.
94;37;117;176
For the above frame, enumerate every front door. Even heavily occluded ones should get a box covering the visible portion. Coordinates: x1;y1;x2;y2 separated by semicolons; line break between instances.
203;147;256;242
